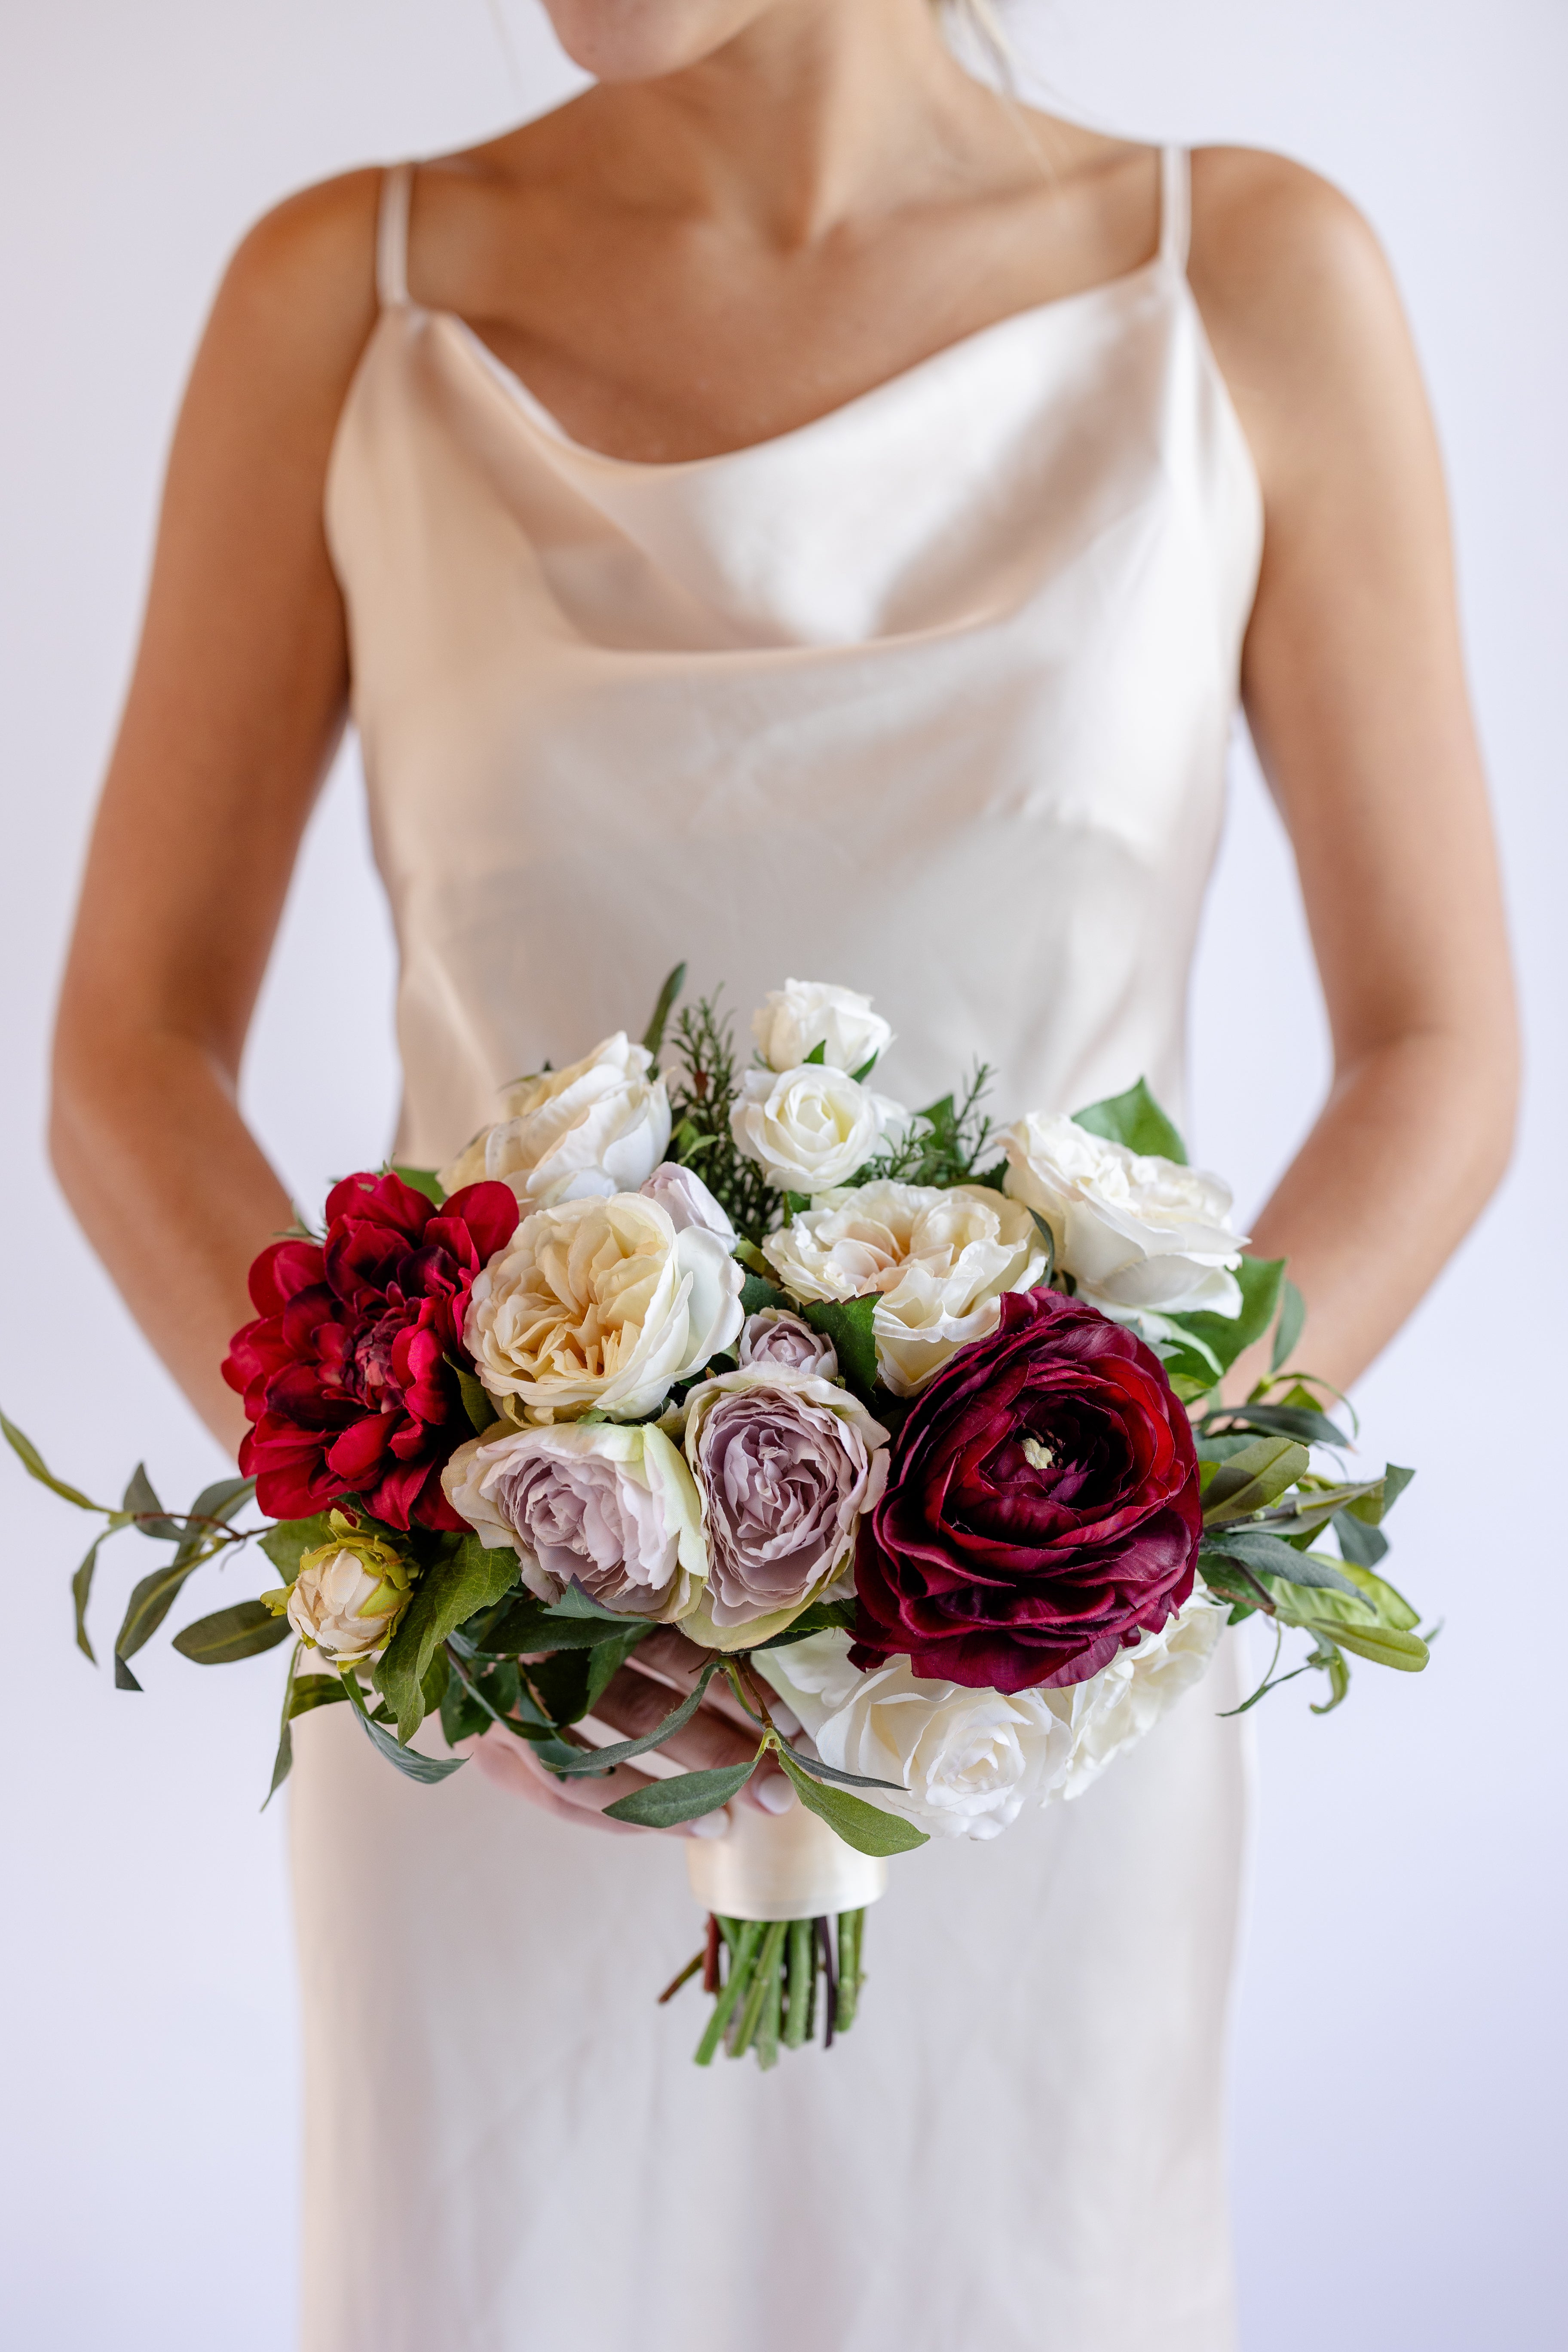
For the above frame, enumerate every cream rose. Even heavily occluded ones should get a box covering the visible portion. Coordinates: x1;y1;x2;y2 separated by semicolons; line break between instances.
275;1526;413;1667
729;1065;900;1195
1001;1111;1246;1317
464;1190;744;1422
751;979;894;1075
1058;1586;1226;1798
763;1180;1046;1394
438;1034;671;1208
758;1633;1074;1841
441;1421;707;1621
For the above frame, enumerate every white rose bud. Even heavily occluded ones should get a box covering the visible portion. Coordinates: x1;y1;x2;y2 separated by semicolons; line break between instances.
751;980;894;1076
277;1525;413;1666
464;1191;744;1422
763;1180;1045;1395
729;1064;901;1195
639;1161;737;1249
439;1033;671;1209
1001;1112;1247;1318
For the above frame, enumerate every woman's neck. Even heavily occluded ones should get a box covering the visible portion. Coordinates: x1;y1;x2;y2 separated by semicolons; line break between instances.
567;0;1028;251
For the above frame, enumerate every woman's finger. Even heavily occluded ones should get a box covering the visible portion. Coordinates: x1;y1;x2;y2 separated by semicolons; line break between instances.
591;1660;793;1816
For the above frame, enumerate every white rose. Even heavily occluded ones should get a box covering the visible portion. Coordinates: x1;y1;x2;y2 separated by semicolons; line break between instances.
1059;1586;1226;1798
758;1632;1075;1841
441;1421;707;1621
283;1535;411;1667
464;1191;744;1422
763;1180;1045;1394
729;1065;901;1194
638;1161;737;1249
1001;1111;1247;1317
438;1033;671;1208
751;979;894;1075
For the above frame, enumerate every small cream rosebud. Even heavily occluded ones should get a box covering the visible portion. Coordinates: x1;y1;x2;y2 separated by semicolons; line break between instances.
270;1519;413;1666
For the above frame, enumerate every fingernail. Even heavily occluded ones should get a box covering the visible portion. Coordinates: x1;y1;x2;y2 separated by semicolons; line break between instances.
688;1809;729;1839
754;1773;794;1816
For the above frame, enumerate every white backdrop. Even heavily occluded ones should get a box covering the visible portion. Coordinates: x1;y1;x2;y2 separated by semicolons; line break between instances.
1;4;1561;2346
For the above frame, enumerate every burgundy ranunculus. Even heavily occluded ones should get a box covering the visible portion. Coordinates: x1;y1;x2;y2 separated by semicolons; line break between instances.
223;1171;519;1532
851;1288;1201;1694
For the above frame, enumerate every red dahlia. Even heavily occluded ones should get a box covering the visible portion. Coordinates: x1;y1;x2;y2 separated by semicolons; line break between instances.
223;1170;518;1533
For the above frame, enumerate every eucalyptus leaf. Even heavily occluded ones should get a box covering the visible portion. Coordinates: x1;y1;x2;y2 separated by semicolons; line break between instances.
0;1412;104;1512
776;1751;928;1855
115;1556;207;1665
603;1758;757;1828
113;1654;143;1693
1205;1400;1347;1449
263;1644;301;1808
122;1464;184;1542
1201;1529;1363;1599
343;1669;466;1782
1271;1277;1307;1372
1333;1509;1390;1567
172;1600;293;1664
1071;1076;1186;1163
71;1535;104;1663
771;1736;907;1794
545;1660;723;1777
374;1535;521;1744
641;961;687;1058
1200;1437;1310;1525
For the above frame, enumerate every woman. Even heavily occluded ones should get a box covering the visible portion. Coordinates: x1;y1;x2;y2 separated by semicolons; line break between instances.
50;0;1515;2345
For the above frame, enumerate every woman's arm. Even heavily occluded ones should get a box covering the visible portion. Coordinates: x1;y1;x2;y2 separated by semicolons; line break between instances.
50;172;383;1448
1190;150;1518;1398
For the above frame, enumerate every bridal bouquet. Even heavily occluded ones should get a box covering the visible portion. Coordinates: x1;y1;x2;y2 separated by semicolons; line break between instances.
11;969;1429;2070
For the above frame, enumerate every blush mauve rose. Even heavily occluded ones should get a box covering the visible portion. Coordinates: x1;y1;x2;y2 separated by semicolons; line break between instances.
851;1288;1201;1694
223;1170;518;1532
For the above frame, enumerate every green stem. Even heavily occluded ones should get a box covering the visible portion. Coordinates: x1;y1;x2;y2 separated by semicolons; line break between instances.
836;1910;863;2033
756;1943;784;2070
730;1921;787;2060
784;1917;813;2050
695;1919;762;2066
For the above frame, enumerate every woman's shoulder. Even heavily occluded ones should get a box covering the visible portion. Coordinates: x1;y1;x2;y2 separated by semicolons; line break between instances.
1186;145;1422;481
199;166;386;425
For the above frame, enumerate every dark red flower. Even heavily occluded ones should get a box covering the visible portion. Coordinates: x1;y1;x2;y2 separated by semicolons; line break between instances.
223;1171;518;1532
852;1288;1201;1694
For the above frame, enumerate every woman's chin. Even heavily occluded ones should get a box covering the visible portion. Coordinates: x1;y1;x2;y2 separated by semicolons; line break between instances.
540;0;766;83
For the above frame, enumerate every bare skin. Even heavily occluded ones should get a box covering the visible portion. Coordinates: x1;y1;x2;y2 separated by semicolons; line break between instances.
51;0;1517;1832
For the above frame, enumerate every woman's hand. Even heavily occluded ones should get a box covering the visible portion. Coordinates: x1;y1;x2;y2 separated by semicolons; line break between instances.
471;1627;796;1838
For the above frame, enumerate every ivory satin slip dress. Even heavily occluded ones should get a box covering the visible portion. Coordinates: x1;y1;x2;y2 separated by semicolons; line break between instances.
290;145;1263;2352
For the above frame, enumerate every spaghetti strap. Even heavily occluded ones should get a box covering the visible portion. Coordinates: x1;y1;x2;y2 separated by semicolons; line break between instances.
377;162;413;309
1158;145;1191;273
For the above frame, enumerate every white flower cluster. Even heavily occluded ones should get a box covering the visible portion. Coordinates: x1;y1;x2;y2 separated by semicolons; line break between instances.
757;1596;1225;1842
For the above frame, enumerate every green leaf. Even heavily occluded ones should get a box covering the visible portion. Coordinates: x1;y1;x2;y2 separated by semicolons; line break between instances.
1334;1509;1389;1567
0;1412;104;1511
1271;1277;1307;1372
850;1054;879;1084
263;1643;301;1807
641;961;687;1058
374;1534;521;1744
1298;1617;1429;1672
473;1599;652;1656
802;1040;827;1066
1309;1640;1353;1715
545;1660;724;1777
603;1758;758;1827
71;1535;105;1663
258;1514;336;1586
1335;1560;1423;1632
453;1363;501;1436
776;1751;928;1854
172;1600;294;1665
1204;1398;1346;1450
583;1624;652;1717
1201;1530;1364;1599
739;1271;790;1317
390;1164;445;1206
1071;1077;1186;1164
1200;1437;1310;1525
1378;1463;1416;1516
1165;1256;1286;1382
751;1597;859;1651
801;1294;881;1399
173;1475;257;1568
288;1672;349;1719
784;1191;812;1219
114;1654;143;1692
440;1668;491;1747
342;1669;466;1782
1342;1464;1416;1528
122;1464;184;1542
115;1556;207;1665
